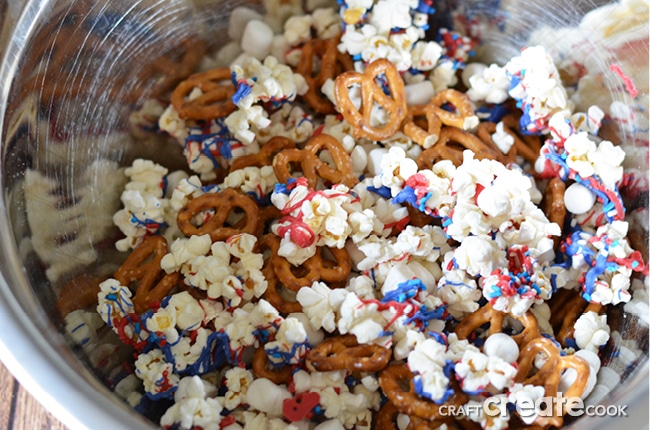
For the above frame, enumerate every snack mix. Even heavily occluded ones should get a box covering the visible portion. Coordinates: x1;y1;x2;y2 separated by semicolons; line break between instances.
51;0;649;429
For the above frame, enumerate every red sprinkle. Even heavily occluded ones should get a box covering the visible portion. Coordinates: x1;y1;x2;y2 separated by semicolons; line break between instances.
283;392;321;422
276;217;316;248
610;63;638;98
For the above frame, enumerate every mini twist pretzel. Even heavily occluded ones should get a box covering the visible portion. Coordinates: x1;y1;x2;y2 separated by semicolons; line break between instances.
542;177;567;230
171;67;236;120
334;59;407;141
378;364;467;421
516;337;590;428
253;345;292;385
229;136;296;172
549;288;603;347
133;36;208;102
542;177;566;250
455;303;541;348
259;235;303;314
177;188;261;242
476;115;542;165
114;235;181;314
266;235;352;291
298;36;354;114
306;334;391;372
402;103;443;148
417;126;502;169
427;89;479;130
56;273;105;317
273;133;358;188
403;89;478;148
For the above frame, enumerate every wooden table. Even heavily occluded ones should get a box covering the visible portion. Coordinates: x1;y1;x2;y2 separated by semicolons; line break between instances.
0;360;68;430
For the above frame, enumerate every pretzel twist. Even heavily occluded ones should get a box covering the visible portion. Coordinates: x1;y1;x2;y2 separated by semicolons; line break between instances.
229;136;296;172
171;67;236;120
298;36;354;114
403;89;478;148
417;126;501;168
273;133;358;188
516;337;590;428
402;103;443;148
334;59;407;141
137;36;208;101
455;303;541;348
265;235;352;291
253;345;293;385
306;334;391;372
114;235;180;314
379;364;467;421
177;188;261;242
259;235;302;314
476;114;542;165
549;288;603;347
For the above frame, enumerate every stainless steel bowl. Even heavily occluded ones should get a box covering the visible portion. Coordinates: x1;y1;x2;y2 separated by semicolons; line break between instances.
0;0;648;429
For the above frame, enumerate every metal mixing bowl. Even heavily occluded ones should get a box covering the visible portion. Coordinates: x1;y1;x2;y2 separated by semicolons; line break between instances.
0;0;648;429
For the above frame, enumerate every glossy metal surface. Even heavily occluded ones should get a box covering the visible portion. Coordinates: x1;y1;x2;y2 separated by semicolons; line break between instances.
0;0;647;429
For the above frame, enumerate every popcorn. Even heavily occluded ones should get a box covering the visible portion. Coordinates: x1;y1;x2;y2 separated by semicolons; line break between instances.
408;338;452;401
466;63;510;104
297;281;349;332
574;311;611;352
505;46;569;134
223;368;255;410
160;376;223;430
455;349;517;394
135;349;179;396
265;317;310;365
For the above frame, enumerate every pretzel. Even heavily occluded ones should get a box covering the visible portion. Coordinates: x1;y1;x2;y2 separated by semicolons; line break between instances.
114;235;181;314
177;189;261;241
253;345;293;385
56;273;105;317
402;103;443;148
516;337;590;428
428;89;479;130
171;67;236;120
273;133;358;188
334;59;407;141
455;303;541;348
542;177;566;230
549;288;603;347
378;364;467;421
375;401;400;430
476;114;542;165
417;126;502;168
259;235;303;314
297;36;354;114
229;136;296;172
306;334;391;372
264;279;303;314
135;36;208;101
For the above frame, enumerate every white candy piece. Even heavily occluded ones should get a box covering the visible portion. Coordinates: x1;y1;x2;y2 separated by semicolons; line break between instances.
461;63;487;88
314;420;346;430
367;148;388;177
574;349;601;373
483;333;520;363
246;378;292;416
288;312;325;345
241;20;274;60
229;7;264;42
382;263;417;295
564;182;596;214
405;81;435;106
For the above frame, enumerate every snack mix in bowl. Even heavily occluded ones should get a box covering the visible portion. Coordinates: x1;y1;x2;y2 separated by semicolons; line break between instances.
6;0;648;428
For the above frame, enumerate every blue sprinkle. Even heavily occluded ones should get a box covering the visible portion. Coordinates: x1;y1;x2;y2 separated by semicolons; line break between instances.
366;185;393;199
